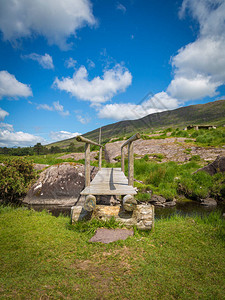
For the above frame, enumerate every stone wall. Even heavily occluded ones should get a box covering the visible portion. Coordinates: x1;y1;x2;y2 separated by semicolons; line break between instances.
71;204;154;230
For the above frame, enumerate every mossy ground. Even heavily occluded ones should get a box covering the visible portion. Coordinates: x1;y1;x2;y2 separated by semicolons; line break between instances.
0;206;225;299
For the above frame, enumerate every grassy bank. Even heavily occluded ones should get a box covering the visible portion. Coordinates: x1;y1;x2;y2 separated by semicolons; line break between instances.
0;206;225;299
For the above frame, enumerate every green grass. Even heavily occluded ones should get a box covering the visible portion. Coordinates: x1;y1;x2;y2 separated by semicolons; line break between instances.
132;158;225;201
0;206;225;299
170;127;225;147
0;153;81;166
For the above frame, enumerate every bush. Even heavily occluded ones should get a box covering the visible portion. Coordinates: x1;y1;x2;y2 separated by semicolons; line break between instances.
0;158;37;203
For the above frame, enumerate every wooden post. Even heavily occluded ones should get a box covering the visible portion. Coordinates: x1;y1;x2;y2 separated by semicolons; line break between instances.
121;147;125;172
99;146;102;170
128;142;134;186
99;127;102;170
85;143;90;187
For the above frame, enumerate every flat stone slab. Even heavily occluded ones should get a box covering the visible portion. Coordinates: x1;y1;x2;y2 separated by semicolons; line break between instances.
89;228;134;244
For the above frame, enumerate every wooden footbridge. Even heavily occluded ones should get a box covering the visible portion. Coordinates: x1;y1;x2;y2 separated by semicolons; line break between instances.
76;133;140;210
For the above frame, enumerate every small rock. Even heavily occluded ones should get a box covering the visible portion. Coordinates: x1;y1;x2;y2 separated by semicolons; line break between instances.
165;201;176;207
200;198;217;206
150;194;166;203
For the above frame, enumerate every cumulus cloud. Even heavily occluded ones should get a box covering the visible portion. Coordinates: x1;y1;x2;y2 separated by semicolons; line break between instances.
0;71;32;99
37;101;70;116
53;64;132;104
0;126;45;147
24;53;54;69
65;58;77;69
168;0;225;101
0;108;9;120
116;3;126;13
0;0;96;49
98;92;179;120
167;75;219;100
49;131;80;142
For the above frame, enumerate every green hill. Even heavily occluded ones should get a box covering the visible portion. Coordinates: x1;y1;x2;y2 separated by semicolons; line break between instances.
48;99;225;148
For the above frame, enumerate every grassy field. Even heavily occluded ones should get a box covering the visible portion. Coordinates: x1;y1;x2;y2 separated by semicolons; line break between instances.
0;206;225;299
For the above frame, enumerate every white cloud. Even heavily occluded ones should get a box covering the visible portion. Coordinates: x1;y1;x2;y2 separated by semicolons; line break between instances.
0;71;32;99
0;122;13;131
37;104;53;111
53;64;132;104
49;131;80;142
179;0;225;37
167;75;220;101
98;92;179;120
87;59;95;69
65;58;77;68
25;53;54;69
116;3;126;13
76;115;90;124
0;0;96;49
0;126;45;147
168;0;225;101
37;101;70;116
0;108;9;120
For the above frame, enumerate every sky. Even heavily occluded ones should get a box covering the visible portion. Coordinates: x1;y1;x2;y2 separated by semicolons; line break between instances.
0;0;225;147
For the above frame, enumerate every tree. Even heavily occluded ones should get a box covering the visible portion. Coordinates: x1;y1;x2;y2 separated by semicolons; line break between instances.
33;143;44;155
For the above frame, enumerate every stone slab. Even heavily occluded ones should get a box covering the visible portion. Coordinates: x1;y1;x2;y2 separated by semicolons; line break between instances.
89;228;134;244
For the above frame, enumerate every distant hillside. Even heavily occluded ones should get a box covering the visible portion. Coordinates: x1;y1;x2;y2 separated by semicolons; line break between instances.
48;100;225;148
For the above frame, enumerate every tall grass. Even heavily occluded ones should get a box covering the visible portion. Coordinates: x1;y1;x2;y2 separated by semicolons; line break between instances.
132;158;225;201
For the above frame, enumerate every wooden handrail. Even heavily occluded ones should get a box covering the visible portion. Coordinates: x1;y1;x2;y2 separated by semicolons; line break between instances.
76;135;103;187
76;135;103;147
121;133;140;186
121;133;141;148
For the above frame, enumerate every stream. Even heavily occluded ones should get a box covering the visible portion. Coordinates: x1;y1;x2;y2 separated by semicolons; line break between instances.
27;200;225;219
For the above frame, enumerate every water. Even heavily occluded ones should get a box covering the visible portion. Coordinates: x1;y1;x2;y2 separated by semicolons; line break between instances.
155;200;225;219
27;200;225;219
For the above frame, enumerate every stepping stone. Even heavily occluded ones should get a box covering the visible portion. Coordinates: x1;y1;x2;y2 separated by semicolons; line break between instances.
89;228;134;244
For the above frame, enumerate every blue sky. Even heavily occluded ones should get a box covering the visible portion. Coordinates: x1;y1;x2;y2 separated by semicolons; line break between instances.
0;0;225;147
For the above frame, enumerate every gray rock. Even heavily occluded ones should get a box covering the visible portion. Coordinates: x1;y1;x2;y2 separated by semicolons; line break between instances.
150;194;167;203
89;228;134;244
165;201;176;207
200;198;217;206
24;163;98;206
195;156;225;176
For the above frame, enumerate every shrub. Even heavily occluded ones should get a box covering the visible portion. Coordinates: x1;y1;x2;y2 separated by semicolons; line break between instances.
0;158;37;204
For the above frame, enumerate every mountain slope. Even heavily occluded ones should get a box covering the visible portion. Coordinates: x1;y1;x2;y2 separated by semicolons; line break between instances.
48;100;225;148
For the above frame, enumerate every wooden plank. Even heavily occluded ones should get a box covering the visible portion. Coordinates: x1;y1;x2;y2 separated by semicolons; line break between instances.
80;168;137;196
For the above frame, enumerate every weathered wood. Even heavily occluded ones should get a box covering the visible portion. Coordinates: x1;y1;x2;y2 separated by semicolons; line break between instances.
76;135;102;147
128;142;134;186
81;168;137;195
85;143;90;187
121;147;125;173
123;194;137;212
99;146;102;170
84;195;96;211
121;132;141;148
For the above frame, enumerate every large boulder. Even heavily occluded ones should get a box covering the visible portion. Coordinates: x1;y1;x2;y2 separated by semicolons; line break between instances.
23;163;98;206
195;156;225;176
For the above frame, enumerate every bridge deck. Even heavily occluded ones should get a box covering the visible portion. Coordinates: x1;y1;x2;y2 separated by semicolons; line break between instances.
81;168;137;196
